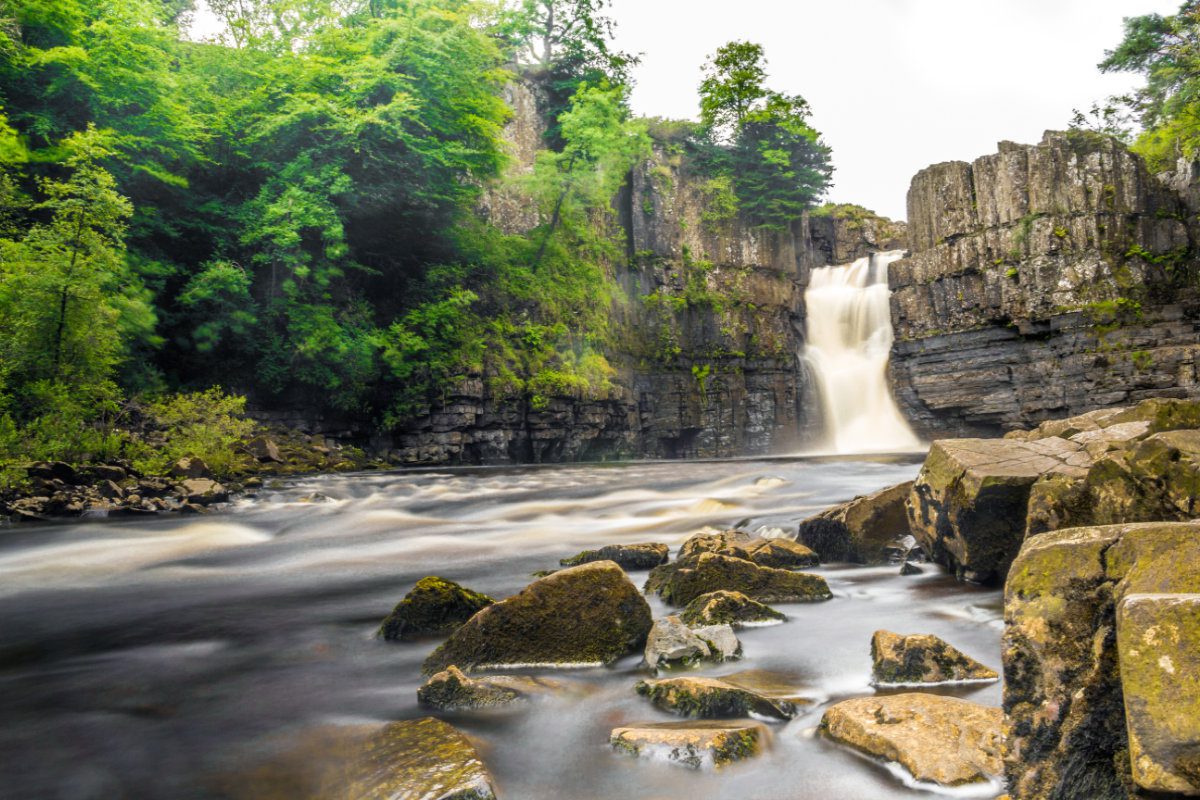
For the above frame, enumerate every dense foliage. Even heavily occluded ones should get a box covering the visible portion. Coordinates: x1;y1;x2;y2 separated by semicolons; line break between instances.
0;0;831;478
1099;1;1200;170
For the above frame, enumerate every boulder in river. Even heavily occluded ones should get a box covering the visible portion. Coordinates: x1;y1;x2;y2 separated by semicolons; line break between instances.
379;577;494;642
679;590;786;628
635;676;799;720
796;480;914;564
820;693;1003;787
418;666;521;709
422;561;652;674
678;530;818;569
870;630;998;686
643;616;739;671
559;542;669;570
178;478;229;505
906;436;1092;582
610;720;768;769
647;552;831;607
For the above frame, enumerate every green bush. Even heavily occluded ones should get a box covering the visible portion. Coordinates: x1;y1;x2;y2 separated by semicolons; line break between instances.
134;388;256;477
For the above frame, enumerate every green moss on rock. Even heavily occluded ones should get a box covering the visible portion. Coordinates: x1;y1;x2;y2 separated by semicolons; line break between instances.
560;542;669;570
635;676;799;720
422;561;652;674
679;590;786;627
649;552;831;607
378;577;494;642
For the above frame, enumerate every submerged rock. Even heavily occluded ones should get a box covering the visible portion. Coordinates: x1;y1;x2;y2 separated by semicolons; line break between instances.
559;542;669;570
422;561;652;674
643;616;738;671
796;480;914;564
417;666;520;710
647;552;831;607
679;590;786;628
820;693;1003;787
870;630;998;686
635;676;799;720
610;720;768;769
379;577;494;642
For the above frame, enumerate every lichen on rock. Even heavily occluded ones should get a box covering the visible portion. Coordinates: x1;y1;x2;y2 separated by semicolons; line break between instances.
646;552;831;607
379;577;494;642
870;630;998;686
679;590;786;627
635;675;800;720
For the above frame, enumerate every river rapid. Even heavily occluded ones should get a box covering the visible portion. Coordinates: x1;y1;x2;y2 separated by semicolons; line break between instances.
0;457;1003;799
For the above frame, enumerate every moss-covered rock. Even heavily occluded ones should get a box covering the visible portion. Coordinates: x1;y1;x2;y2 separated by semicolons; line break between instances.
678;530;755;561
743;538;819;569
559;542;669;570
820;694;1003;787
1116;593;1200;795
422;561;651;674
635;676;799;720
1108;398;1200;435
379;577;494;642
647;552;831;607
870;630;998;686
677;530;817;569
679;590;785;628
417;666;521;710
797;480;914;564
610;720;768;769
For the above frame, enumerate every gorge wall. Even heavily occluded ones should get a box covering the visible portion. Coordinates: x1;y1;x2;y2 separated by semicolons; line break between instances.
384;83;903;465
888;131;1200;438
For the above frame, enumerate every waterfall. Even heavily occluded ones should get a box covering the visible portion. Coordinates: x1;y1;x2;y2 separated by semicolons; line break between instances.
803;250;921;454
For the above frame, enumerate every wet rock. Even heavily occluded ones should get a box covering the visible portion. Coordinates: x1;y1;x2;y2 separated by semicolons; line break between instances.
679;590;786;628
743;538;819;569
899;561;924;576
820;693;1003;787
170;457;212;480
559;542;669;570
1116;593;1200;795
906;437;1092;583
246;435;284;463
870;630;998;686
1003;521;1200;798
25;461;79;484
635;676;799;720
647;552;831;607
417;665;520;710
691;624;741;662
379;577;494;642
679;530;818;570
178;478;229;505
796;481;914;564
678;530;755;561
422;561;652;674
610;720;768;769
643;616;718;671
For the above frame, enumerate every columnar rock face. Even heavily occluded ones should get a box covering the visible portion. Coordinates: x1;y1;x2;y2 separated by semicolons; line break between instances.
1003;521;1200;799
890;131;1200;438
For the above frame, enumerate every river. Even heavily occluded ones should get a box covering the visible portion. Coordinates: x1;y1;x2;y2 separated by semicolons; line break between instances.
0;456;1003;799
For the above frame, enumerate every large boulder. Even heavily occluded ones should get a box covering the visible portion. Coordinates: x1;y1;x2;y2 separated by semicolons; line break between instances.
678;530;818;569
907;437;1092;582
246;435;284;463
559;542;669;570
635;676;799;721
179;478;229;505
610;720;768;769
870;630;998;686
379;577;494;642
796;481;914;564
1003;521;1200;798
646;553;831;607
226;718;497;800
422;561;652;674
679;590;785;628
820;694;1003;787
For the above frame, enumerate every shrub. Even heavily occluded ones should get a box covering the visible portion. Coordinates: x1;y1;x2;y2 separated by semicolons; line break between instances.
135;388;256;476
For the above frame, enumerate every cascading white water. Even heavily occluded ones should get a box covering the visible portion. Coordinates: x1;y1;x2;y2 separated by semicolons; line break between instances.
804;250;922;454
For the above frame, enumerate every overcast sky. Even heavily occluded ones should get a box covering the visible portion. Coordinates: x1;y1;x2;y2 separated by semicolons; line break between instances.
190;1;1180;219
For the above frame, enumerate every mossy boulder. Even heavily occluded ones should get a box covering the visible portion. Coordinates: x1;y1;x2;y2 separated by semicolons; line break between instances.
559;542;669;570
678;530;818;569
820;694;1003;787
635;676;799;720
678;530;754;561
225;718;497;800
422;561;651;674
1108;397;1200;435
870;630;997;686
417;666;520;710
743;538;819;569
610;720;768;769
379;577;494;642
647;552;831;607
679;590;786;628
1116;593;1200;795
797;480;914;564
906;437;1092;583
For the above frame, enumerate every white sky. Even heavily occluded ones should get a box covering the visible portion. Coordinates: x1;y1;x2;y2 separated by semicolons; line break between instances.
190;0;1181;220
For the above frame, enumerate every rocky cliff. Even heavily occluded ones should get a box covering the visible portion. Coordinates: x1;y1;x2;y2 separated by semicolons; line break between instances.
889;131;1200;438
384;82;902;465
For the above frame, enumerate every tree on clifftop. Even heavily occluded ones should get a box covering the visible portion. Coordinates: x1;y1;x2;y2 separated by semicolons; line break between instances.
697;41;832;230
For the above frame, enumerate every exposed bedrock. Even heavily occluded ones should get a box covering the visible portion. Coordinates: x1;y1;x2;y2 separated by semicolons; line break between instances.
889;130;1200;438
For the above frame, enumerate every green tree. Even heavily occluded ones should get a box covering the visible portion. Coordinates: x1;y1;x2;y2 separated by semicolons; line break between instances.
699;41;768;143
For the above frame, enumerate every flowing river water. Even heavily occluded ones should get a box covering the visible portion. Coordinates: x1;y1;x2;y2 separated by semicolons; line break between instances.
0;457;1004;799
